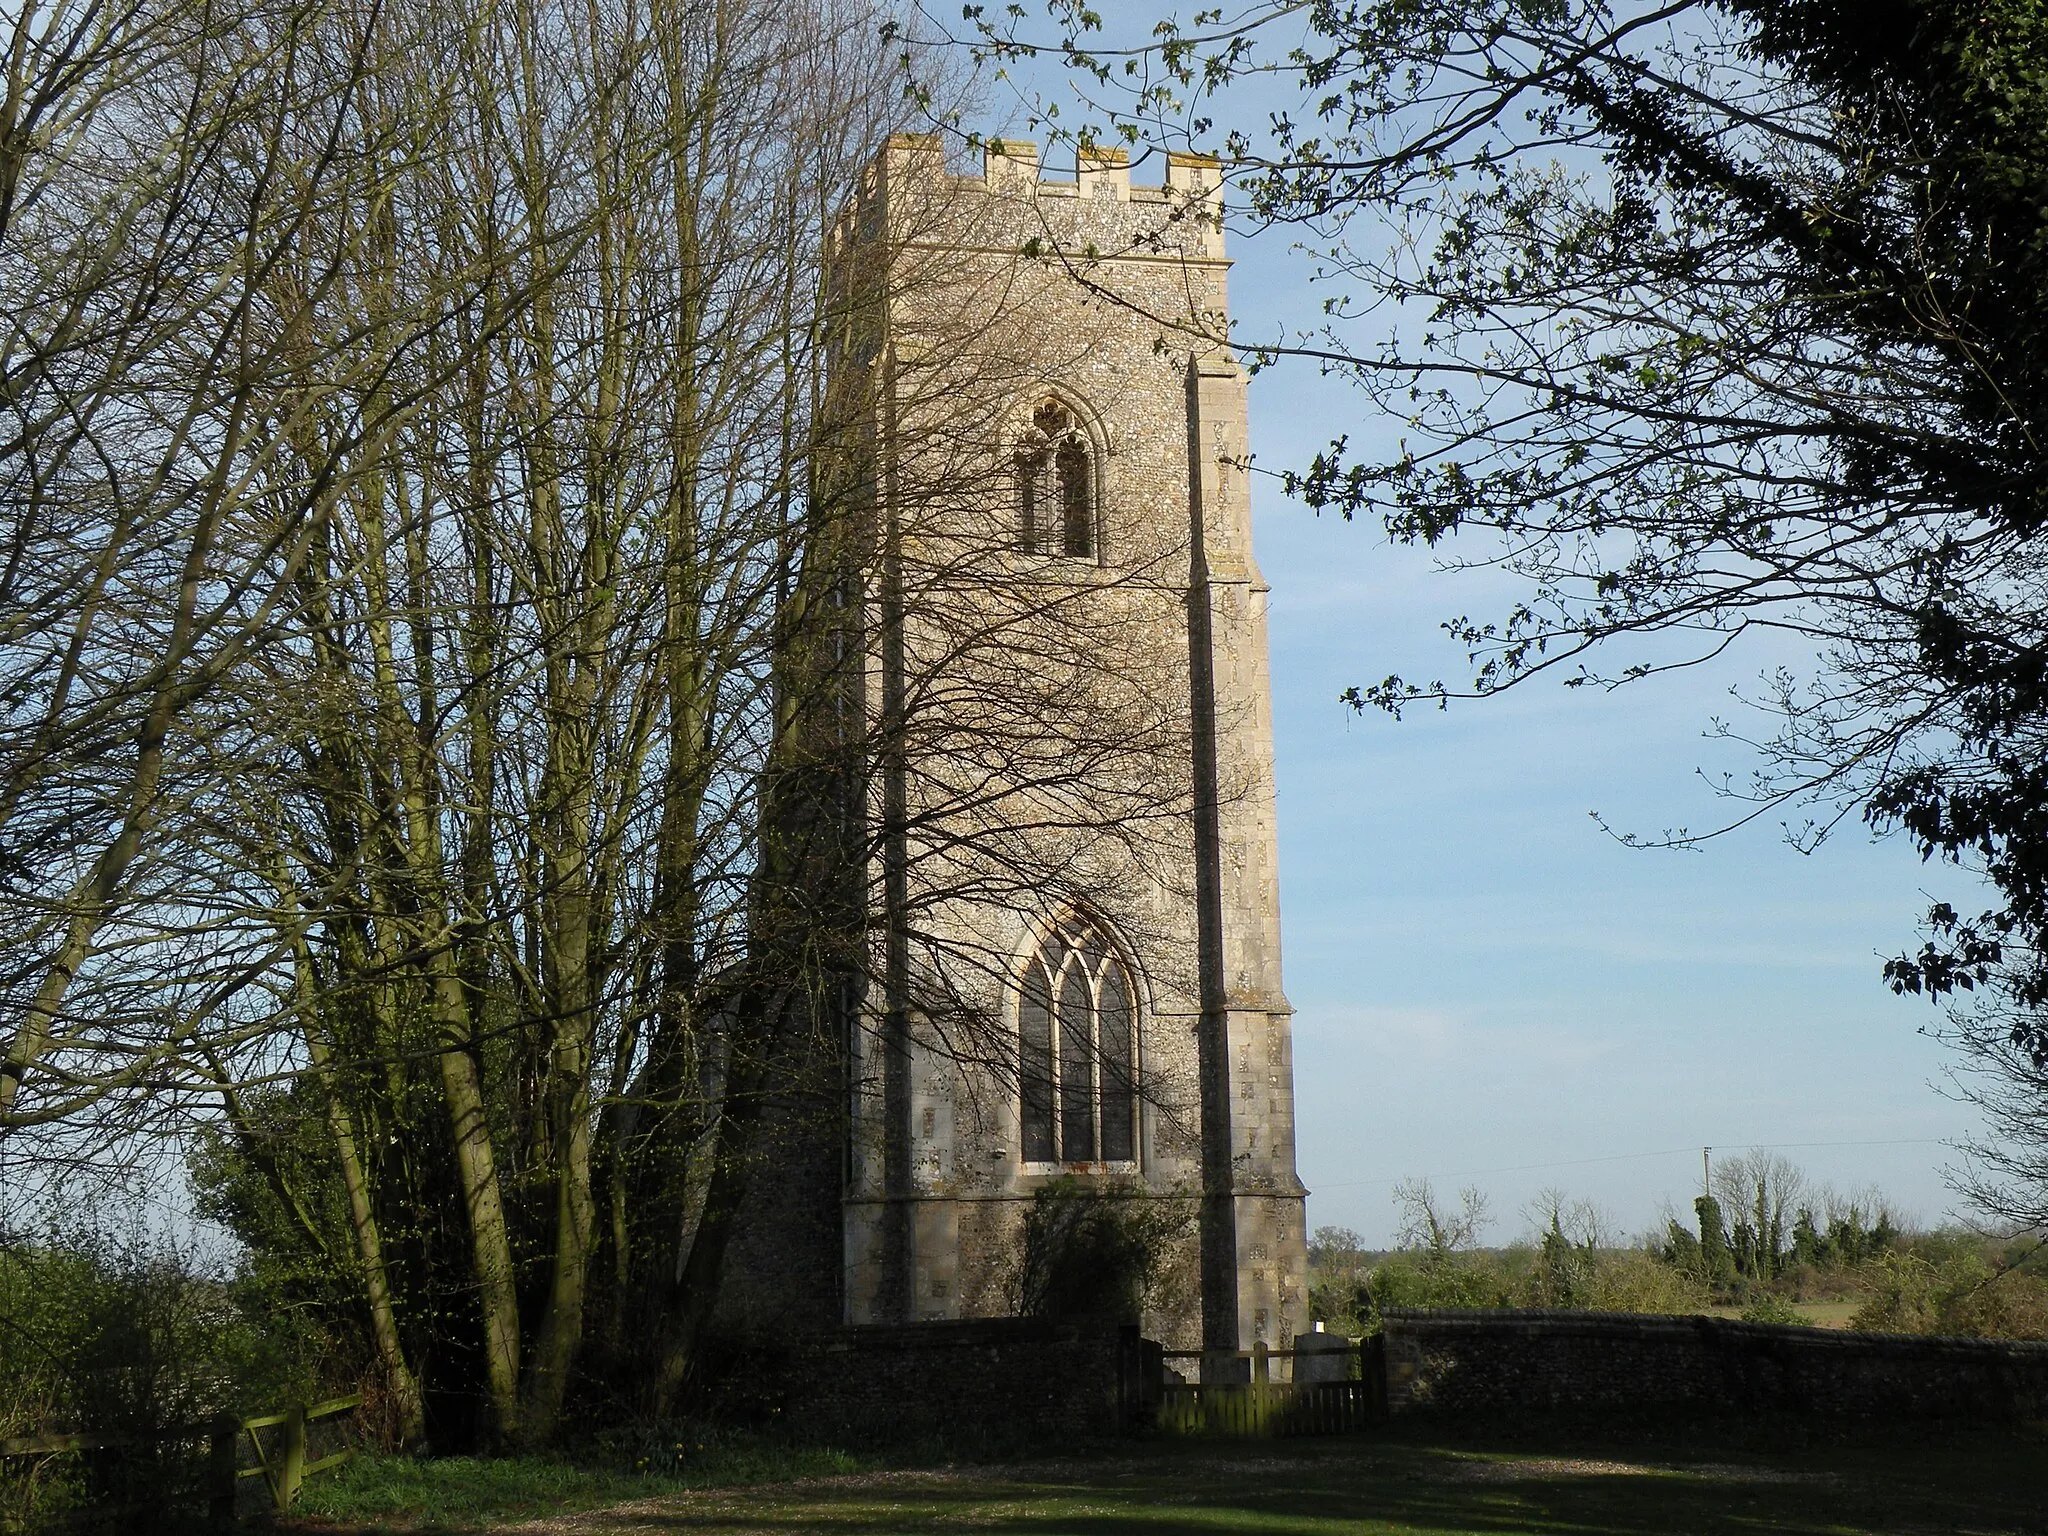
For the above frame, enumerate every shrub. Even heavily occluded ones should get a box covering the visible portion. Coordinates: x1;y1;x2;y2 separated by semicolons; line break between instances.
0;1219;321;1530
1013;1179;1193;1325
1583;1247;1711;1315
1853;1246;2048;1339
1740;1293;1802;1325
1361;1249;1519;1317
1307;1233;1706;1334
1307;1226;1379;1334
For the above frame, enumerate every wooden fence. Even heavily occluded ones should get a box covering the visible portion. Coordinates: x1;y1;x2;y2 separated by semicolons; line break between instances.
0;1391;360;1526
236;1394;361;1511
1152;1338;1381;1437
1157;1380;1377;1436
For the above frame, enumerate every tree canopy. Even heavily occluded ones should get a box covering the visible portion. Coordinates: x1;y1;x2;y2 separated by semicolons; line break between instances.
968;0;2048;1056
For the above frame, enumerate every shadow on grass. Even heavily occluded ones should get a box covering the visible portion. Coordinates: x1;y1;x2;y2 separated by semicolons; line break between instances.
288;1416;2048;1536
287;1441;866;1532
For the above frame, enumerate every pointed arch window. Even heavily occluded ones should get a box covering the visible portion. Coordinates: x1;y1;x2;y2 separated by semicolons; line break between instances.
1015;399;1096;559
1018;917;1136;1165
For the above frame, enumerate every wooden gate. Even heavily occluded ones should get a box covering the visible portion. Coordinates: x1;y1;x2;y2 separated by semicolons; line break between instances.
1157;1380;1377;1436
1;1391;361;1527
1152;1339;1382;1437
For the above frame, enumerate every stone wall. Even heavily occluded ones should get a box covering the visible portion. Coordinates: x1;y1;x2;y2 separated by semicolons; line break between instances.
749;1318;1154;1444
1377;1308;2048;1420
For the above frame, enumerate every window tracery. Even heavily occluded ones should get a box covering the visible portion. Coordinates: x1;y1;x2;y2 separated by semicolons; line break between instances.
1018;915;1136;1165
1015;399;1096;559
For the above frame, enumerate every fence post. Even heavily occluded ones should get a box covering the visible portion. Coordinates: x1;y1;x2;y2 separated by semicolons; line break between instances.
1252;1342;1271;1436
207;1412;237;1531
274;1403;307;1512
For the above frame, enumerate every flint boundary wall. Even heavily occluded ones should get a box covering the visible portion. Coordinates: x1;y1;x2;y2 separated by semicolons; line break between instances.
1377;1308;2048;1420
748;1319;1155;1443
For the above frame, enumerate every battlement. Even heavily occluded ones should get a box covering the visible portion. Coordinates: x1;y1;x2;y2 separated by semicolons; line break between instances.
975;138;1220;206
876;133;1225;259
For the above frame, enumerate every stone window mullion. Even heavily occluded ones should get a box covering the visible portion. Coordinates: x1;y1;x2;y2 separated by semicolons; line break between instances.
1015;399;1097;562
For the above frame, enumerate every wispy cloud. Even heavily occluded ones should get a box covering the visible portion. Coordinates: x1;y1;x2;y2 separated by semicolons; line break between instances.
1299;1002;1617;1073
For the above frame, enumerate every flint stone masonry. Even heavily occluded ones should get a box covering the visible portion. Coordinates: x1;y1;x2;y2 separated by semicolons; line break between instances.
760;1319;1148;1442
720;131;1308;1355
1378;1308;2048;1419
833;136;1307;1347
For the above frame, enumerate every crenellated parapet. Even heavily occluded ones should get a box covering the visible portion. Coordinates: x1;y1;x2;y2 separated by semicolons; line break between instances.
865;133;1228;264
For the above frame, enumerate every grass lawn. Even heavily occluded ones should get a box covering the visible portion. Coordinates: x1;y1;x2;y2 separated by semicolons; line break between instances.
1786;1300;1864;1329
285;1416;2048;1535
286;1441;865;1530
1703;1301;1864;1329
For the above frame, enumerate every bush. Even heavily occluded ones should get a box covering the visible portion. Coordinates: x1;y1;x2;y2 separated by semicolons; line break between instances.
0;1220;321;1530
1740;1293;1803;1325
1360;1249;1519;1318
1581;1247;1711;1315
1853;1246;2048;1339
1333;1241;1709;1330
1303;1173;2043;1341
1013;1179;1193;1325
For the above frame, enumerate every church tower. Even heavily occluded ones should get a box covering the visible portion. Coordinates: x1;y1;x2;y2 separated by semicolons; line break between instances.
722;134;1306;1363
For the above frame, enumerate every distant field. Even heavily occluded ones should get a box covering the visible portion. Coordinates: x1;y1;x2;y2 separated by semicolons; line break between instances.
1787;1300;1864;1328
289;1418;2047;1535
1704;1301;1863;1328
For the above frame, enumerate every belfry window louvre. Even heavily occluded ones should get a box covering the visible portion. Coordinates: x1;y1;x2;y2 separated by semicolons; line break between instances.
1018;918;1137;1165
1015;399;1095;559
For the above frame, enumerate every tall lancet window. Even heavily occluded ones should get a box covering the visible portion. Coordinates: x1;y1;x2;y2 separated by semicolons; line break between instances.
1018;917;1137;1165
1015;399;1096;559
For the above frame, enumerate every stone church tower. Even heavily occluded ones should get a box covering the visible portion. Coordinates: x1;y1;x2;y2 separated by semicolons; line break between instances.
720;134;1306;1364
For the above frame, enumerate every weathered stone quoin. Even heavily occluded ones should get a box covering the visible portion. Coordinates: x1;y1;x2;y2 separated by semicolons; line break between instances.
719;134;1306;1365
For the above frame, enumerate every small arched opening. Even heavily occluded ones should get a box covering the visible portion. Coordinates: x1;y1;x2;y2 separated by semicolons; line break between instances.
1015;398;1097;559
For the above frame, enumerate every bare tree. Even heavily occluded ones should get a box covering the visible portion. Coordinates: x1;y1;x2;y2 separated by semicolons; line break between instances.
1712;1150;1806;1280
0;0;554;1145
4;0;1224;1452
1527;1186;1614;1251
189;0;928;1448
1394;1178;1490;1258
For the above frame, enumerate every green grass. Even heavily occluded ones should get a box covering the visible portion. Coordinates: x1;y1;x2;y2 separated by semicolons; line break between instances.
1789;1299;1864;1328
1704;1299;1864;1328
288;1438;865;1529
282;1416;2048;1534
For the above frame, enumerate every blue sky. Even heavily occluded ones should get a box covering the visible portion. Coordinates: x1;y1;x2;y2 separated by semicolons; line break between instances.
1257;487;1985;1245
966;1;2000;1247
1238;251;1989;1247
